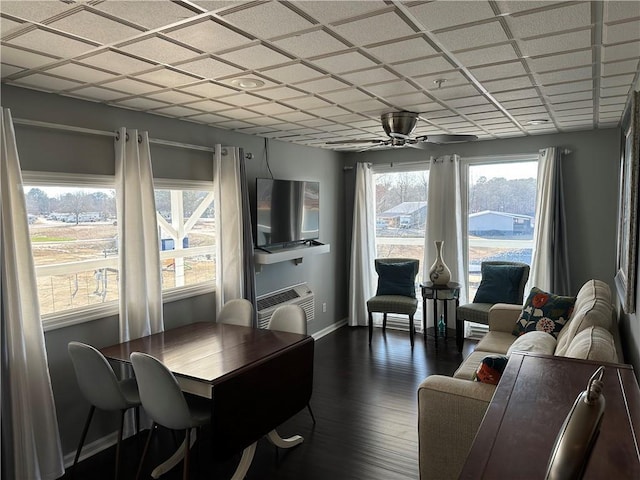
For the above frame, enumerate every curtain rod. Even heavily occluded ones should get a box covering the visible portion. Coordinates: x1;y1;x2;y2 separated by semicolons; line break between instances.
11;117;252;158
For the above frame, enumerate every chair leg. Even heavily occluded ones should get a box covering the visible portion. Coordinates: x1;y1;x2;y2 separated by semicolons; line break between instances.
382;313;387;331
134;406;140;436
73;405;96;469
183;428;191;480
114;410;125;480
136;422;156;480
409;314;415;348
368;311;373;344
307;402;316;425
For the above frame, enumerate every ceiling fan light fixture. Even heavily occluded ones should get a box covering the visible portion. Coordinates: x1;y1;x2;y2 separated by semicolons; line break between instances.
230;78;265;89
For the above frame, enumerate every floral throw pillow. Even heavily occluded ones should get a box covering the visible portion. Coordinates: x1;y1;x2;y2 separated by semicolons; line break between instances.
513;287;576;338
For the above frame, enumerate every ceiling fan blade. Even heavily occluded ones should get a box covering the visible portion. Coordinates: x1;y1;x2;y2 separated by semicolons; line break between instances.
420;134;478;144
407;141;430;150
325;139;386;145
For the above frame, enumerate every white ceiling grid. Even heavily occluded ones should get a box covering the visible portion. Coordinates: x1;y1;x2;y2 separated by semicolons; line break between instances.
0;0;638;151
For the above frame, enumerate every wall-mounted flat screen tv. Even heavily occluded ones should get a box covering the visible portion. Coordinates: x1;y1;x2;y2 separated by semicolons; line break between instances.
255;178;320;248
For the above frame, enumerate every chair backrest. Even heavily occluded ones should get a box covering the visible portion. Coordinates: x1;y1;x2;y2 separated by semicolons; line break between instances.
481;261;530;303
373;258;420;298
130;352;193;430
217;298;254;327
68;341;130;411
374;258;420;276
267;304;307;334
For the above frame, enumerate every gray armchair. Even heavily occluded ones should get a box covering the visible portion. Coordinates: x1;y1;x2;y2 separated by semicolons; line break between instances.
457;261;530;326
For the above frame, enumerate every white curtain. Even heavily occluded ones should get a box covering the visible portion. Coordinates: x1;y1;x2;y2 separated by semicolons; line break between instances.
115;128;163;342
348;163;376;327
424;155;466;327
529;147;570;294
1;108;65;480
214;145;257;322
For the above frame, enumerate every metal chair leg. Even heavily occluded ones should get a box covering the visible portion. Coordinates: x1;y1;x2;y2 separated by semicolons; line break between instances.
114;410;125;480
73;405;96;469
183;428;191;480
136;423;156;480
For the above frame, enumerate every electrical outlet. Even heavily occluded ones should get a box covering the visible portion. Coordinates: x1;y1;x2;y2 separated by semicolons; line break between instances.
322;302;327;313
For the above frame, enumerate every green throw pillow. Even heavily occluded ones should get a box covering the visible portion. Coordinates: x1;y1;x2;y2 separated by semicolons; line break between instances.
473;264;526;304
376;261;417;298
513;287;576;338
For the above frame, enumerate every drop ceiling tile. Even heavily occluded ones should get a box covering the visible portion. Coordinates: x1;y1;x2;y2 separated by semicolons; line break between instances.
453;44;519;67
253;86;306;100
547;91;593;103
242;116;284;126
542;79;592;95
602;41;640;62
153;105;203;117
601;73;636;88
493;88;539;101
330;113;370;124
466;111;506;121
173;57;243;79
1;63;22;77
537;66;593;85
386;92;433;108
77;50;155;78
134;68;199;87
218;44;291;70
602;58;640;76
221;2;313;39
520;29;592;57
65;86;126;101
117;97;168;110
447;96;493;107
119;37;197;64
415;71;469;90
1;17;25;36
510;106;549;116
311;51;378;74
499;98;544;109
165;19;252;54
260;62;324;83
431;84;480;100
248;102;296;115
48;10;143;45
599;104;625;113
293;76;349;93
0;45;58;68
601;85;632;97
146;90;201;104
0;1;71;22
332;12;417;46
297;118;335;128
184;99;234;111
307;105;352;118
221;74;278;89
177;81;238;98
604;1;640;23
599;110;624;119
93;1;198;30
343;98;388;113
237;125;280;135
7;29;96;57
599;95;628;106
273;30;349;58
341;67;398;85
408;1;495;31
550;100;594;111
321;88;373;104
507;3;590;38
217;92;266;107
294;1;387;25
527;50;593;72
282;96;333;110
603;20;640;45
12;73;82;91
188;112;232;124
101;77;161;95
277;111;317;122
435;21;509;51
365;37;437;63
555;108;593;118
470;61;528;81
365;80;419;97
391;55;455;77
215;107;261;119
45;62;117;83
215;119;254;129
457;104;499;114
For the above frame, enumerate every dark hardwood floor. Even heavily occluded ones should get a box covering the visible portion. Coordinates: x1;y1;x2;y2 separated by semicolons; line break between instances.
63;325;476;480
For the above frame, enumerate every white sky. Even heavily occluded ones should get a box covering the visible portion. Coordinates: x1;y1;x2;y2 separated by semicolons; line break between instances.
469;161;538;182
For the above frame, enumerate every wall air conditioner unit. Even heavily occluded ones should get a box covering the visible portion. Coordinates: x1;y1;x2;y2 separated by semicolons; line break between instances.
257;283;314;329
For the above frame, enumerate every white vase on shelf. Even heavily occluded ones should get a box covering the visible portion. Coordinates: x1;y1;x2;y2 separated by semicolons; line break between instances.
429;240;451;285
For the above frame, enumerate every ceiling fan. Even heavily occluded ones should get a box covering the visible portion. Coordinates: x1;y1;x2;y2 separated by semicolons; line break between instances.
326;111;478;149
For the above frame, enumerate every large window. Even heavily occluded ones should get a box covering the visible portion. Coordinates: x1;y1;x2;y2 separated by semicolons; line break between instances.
25;176;216;323
464;158;538;301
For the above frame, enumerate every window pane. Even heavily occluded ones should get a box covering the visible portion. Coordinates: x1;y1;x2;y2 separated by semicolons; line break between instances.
467;162;537;300
26;186;118;315
156;189;215;290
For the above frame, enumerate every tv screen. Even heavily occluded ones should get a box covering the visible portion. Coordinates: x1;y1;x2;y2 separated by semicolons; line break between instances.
255;178;320;248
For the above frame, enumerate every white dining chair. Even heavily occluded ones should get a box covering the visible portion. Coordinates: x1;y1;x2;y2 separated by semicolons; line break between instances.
217;298;254;327
267;304;316;424
68;341;140;480
130;352;211;480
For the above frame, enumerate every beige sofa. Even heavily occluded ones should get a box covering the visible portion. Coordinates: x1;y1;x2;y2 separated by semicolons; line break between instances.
417;279;621;480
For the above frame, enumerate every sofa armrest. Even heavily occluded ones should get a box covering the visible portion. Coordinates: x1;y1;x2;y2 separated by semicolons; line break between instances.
418;375;495;480
488;303;522;333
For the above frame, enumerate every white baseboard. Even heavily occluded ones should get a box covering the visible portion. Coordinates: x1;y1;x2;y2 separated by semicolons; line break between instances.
311;318;348;340
63;431;118;468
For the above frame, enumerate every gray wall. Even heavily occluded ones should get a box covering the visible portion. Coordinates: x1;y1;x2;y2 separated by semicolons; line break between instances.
1;85;346;458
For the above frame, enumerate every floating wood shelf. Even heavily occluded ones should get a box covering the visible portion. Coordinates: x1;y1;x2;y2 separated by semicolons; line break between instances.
254;243;330;272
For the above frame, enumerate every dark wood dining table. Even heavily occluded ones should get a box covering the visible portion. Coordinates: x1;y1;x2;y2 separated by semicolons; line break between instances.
101;321;314;478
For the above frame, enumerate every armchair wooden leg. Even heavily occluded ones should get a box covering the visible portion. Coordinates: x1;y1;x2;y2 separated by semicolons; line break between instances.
368;312;373;344
382;313;387;331
409;314;415;348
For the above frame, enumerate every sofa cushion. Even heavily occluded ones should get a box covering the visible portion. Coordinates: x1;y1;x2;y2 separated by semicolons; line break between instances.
507;331;557;356
454;350;496;380
474;355;509;385
555;280;613;356
473;264;527;304
564;326;617;362
475;331;516;355
513;287;575;338
375;261;417;298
